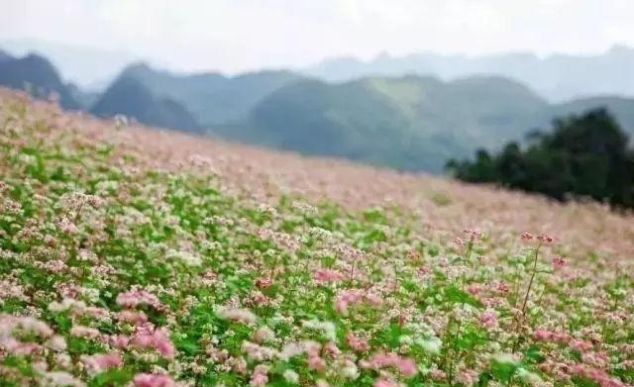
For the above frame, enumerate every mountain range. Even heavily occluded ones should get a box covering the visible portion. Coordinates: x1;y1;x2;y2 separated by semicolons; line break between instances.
307;46;634;102
1;48;634;173
0;51;79;109
0;39;137;89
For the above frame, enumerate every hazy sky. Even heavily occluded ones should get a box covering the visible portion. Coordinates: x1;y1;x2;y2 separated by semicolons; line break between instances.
2;0;634;73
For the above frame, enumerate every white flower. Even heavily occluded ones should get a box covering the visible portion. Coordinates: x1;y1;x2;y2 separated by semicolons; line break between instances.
45;335;67;352
517;367;543;385
283;369;299;384
166;249;202;266
493;352;520;365
41;371;85;387
416;336;442;355
302;319;337;341
217;308;257;325
341;363;359;380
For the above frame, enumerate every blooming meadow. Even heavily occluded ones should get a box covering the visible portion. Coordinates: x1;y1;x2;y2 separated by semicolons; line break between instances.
0;90;633;386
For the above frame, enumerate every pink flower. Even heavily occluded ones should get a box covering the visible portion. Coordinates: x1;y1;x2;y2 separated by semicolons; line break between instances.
533;328;571;345
130;326;176;359
365;352;417;377
396;357;417;377
110;335;130;348
82;352;123;374
467;284;482;295
334;290;382;315
335;291;362;315
495;282;510;294
346;332;370;353
570;339;593;352
250;373;268;387
313;269;345;283
374;379;398;387
116;289;161;310
552;256;566;270
537;234;555;244
133;373;177;387
255;277;273;289
533;328;553;341
308;353;327;372
323;341;341;358
520;232;534;242
480;310;498;329
250;365;269;387
70;325;102;341
116;310;148;325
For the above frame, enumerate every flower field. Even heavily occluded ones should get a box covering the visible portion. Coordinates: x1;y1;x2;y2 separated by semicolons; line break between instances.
0;89;633;386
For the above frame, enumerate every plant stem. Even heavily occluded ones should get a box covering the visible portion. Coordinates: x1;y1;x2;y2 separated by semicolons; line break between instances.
513;243;541;353
521;244;541;316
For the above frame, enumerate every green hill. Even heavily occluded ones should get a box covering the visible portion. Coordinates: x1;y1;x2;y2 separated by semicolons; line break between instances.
90;76;199;132
118;63;304;127
241;76;548;172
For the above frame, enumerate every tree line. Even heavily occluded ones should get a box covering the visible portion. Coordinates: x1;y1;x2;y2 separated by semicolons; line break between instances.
447;108;634;209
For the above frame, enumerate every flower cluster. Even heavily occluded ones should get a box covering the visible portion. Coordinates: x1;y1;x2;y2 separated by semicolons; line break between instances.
0;90;632;386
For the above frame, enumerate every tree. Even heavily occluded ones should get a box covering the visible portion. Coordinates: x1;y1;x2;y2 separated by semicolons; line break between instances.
446;108;634;209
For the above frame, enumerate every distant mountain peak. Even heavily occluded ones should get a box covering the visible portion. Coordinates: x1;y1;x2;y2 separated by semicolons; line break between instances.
90;74;200;133
0;51;79;109
0;49;14;62
306;45;634;101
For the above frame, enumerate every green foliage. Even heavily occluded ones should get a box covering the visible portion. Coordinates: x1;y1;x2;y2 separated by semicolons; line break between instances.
448;108;634;208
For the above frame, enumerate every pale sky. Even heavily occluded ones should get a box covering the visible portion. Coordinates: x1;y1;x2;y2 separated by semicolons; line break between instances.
2;0;634;74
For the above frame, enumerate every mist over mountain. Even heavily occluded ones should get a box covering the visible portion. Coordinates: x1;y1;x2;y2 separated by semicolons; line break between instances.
0;39;137;89
241;76;543;171
306;46;634;102
2;48;634;174
0;49;11;62
0;52;79;109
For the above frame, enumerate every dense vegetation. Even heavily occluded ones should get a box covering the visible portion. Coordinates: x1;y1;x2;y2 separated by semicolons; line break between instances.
1;90;633;387
447;108;634;208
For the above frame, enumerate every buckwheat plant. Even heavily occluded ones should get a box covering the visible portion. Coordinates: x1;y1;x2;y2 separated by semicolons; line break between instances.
0;90;632;386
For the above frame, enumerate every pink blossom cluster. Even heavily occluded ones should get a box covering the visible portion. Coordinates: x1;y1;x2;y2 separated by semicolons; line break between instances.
116;289;162;310
335;289;383;315
81;351;123;374
313;268;346;283
133;373;178;387
361;352;418;378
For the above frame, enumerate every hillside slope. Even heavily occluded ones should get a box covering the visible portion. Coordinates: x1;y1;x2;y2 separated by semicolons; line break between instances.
244;76;548;172
0;89;632;386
